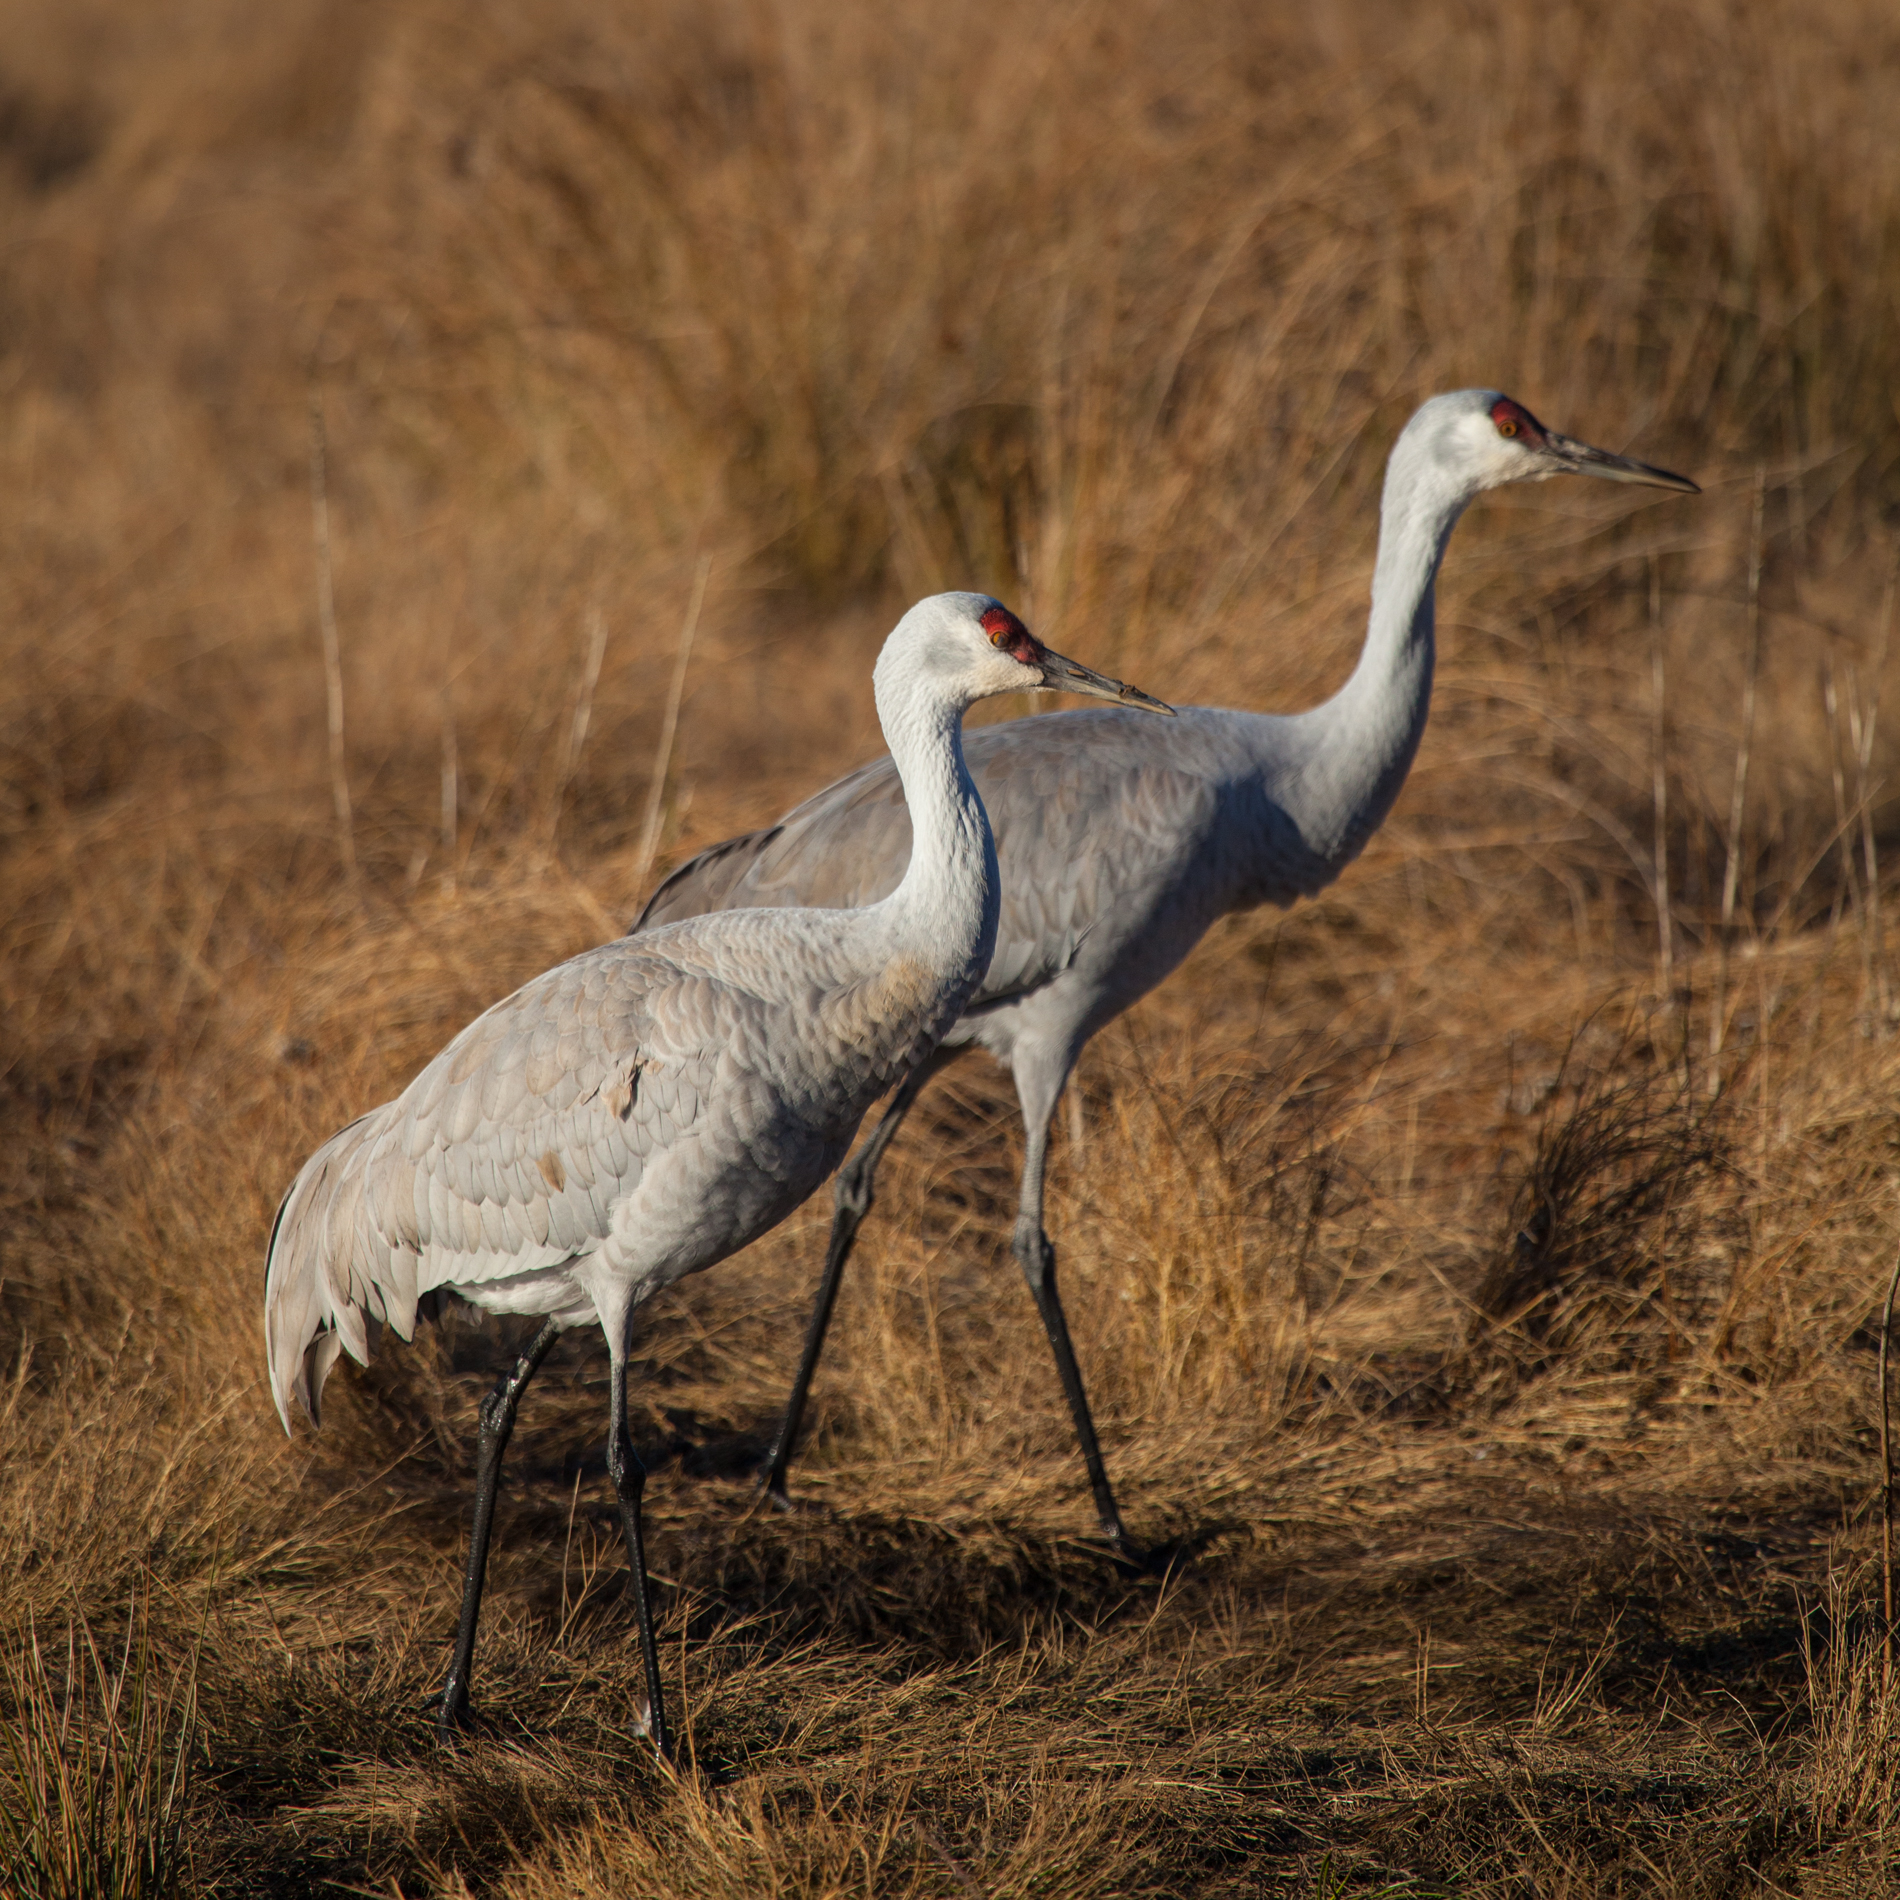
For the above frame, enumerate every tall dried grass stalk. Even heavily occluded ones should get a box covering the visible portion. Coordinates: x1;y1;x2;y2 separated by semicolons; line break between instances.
1884;1239;1900;1687
1824;655;1859;933
307;391;357;891
633;554;712;889
1649;554;1672;999
440;623;459;886
546;605;610;858
1412;1623;1433;1727
1855;545;1898;1020
1713;467;1767;1055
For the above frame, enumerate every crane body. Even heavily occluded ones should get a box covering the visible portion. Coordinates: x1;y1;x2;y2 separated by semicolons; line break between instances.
263;593;1171;1752
638;391;1700;1554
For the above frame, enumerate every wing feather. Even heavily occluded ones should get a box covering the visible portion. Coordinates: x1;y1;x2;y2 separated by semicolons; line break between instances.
263;938;734;1432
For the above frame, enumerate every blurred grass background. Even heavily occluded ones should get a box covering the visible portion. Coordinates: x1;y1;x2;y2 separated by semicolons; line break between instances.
3;0;1900;1892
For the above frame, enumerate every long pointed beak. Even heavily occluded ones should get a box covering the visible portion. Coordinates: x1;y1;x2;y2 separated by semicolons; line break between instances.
1034;644;1175;715
1545;431;1700;494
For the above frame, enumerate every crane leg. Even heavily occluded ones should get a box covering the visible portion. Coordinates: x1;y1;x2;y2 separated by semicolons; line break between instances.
1012;1096;1133;1558
763;1044;957;1508
438;1316;561;1735
607;1346;671;1761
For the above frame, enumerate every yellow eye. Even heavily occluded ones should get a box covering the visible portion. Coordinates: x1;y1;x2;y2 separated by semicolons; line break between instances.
1497;417;1518;438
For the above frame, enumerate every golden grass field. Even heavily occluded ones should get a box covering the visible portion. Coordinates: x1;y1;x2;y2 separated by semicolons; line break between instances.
6;0;1900;1891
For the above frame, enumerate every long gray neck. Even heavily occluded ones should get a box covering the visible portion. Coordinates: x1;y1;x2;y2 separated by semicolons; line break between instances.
867;674;1000;986
1276;442;1476;865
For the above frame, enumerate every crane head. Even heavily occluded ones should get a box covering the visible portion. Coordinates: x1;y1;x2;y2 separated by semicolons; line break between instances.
1430;390;1699;495
881;593;1173;716
979;600;1174;714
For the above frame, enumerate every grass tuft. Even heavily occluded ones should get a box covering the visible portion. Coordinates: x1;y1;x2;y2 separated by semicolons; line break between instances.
0;1600;198;1900
1802;1561;1900;1844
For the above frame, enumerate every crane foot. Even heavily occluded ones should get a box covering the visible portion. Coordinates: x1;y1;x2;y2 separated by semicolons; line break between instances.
435;1685;481;1739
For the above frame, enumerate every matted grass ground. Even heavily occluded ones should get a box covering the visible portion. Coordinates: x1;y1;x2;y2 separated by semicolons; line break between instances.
5;0;1900;1892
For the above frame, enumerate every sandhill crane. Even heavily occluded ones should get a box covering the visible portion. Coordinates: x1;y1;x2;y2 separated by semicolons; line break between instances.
637;391;1699;1558
263;592;1172;1755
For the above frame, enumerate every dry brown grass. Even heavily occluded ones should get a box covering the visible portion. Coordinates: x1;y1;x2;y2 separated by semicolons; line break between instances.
5;0;1900;1891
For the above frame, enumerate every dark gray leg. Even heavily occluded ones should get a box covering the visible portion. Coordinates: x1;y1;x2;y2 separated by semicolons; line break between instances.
1012;1097;1132;1556
607;1346;671;1760
439;1317;561;1734
763;1045;958;1506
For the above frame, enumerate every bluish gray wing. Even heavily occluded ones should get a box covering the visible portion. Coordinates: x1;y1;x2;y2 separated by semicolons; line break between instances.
634;826;783;928
962;719;1218;1004
633;753;913;929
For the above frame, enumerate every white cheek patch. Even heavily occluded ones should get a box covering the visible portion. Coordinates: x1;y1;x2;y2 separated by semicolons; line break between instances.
987;652;1038;694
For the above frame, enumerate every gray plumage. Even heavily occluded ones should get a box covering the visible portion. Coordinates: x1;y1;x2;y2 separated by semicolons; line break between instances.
641;704;1316;1041
261;590;1170;1750
266;915;950;1424
638;391;1700;1554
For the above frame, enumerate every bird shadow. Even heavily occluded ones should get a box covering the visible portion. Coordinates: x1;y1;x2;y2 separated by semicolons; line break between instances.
492;1434;1245;1661
433;1347;1252;1664
536;1460;1243;1663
